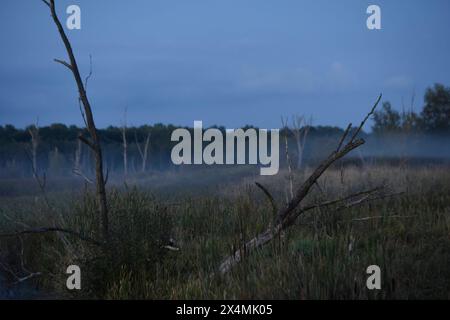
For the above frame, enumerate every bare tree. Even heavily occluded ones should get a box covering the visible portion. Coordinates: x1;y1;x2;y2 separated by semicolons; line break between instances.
135;130;151;173
27;119;40;179
281;117;294;201
72;138;93;184
218;95;386;275
291;115;312;169
40;0;109;241
122;107;128;178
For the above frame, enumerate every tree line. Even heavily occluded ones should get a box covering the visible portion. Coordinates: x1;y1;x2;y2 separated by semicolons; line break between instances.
372;83;450;135
0;83;449;179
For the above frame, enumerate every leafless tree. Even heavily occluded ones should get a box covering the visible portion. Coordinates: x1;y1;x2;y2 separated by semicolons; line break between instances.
281;117;294;201
40;0;109;241
28;119;40;179
135;130;151;173
122;107;128;178
72;138;93;184
218;95;388;275
291;115;312;169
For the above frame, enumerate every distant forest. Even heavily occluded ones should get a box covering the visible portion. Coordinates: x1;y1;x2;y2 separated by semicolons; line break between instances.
0;83;449;179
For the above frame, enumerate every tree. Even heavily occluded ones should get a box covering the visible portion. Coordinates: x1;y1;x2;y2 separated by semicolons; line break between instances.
27;120;40;178
421;83;450;134
121;107;128;178
135;129;151;173
372;102;401;134
290;115;312;169
41;0;109;241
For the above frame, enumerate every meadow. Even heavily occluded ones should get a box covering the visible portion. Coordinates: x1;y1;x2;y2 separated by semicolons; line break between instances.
0;163;449;299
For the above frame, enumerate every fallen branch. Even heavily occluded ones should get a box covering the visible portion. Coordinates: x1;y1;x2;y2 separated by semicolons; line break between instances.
255;182;278;216
352;215;415;222
218;94;385;275
0;227;103;246
218;186;387;275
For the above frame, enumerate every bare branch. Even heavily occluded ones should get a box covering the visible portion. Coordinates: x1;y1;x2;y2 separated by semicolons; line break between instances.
135;130;151;172
77;134;95;150
104;167;109;185
54;58;72;71
0;227;103;246
349;94;382;142
84;54;93;90
40;0;50;8
255;182;278;216
352;215;415;222
218;95;385;275
72;168;93;184
336;123;352;152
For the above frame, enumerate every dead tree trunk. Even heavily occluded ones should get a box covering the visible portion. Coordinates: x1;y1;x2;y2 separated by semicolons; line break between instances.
74;138;82;172
291;115;311;170
42;0;109;241
122;107;128;178
28;121;40;178
135;131;151;173
218;95;384;275
281;117;294;201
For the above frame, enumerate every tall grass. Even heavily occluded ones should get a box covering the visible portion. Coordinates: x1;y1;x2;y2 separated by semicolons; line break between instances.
0;165;449;299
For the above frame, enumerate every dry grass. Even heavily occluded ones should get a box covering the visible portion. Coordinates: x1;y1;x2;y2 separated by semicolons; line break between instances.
0;164;449;299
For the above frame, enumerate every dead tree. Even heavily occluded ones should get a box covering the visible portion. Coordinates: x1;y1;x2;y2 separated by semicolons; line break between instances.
122;107;128;178
135;130;151;173
40;0;109;241
281;117;294;201
28;120;40;179
72;138;93;184
291;115;311;169
218;94;385;275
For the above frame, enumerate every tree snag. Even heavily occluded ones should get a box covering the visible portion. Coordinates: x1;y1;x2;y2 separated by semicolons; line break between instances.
28;119;40;179
135;130;151;173
291;115;312;169
122;107;129;178
42;0;109;241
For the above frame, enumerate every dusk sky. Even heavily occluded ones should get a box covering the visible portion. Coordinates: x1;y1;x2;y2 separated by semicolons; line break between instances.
1;0;450;129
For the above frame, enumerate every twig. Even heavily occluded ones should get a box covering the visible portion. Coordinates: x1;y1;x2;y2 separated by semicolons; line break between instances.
336;123;352;152
352;215;415;222
54;58;72;71
349;94;382;143
255;182;278;216
72;168;93;184
84;54;93;90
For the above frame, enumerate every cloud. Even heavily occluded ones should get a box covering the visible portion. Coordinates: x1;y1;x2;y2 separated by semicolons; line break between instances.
236;61;358;95
384;75;413;89
237;66;320;94
326;61;357;90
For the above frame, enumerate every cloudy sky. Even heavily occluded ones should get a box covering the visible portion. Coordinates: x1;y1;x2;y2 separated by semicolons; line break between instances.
1;0;450;129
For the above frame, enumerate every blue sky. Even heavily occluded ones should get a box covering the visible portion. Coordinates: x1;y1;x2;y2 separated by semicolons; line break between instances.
1;0;449;129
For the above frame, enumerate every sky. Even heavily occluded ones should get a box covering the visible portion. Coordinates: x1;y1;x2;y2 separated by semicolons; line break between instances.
0;0;450;129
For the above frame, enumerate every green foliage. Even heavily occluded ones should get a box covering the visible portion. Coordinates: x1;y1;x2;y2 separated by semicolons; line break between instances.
372;83;450;135
372;102;401;134
422;83;450;134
